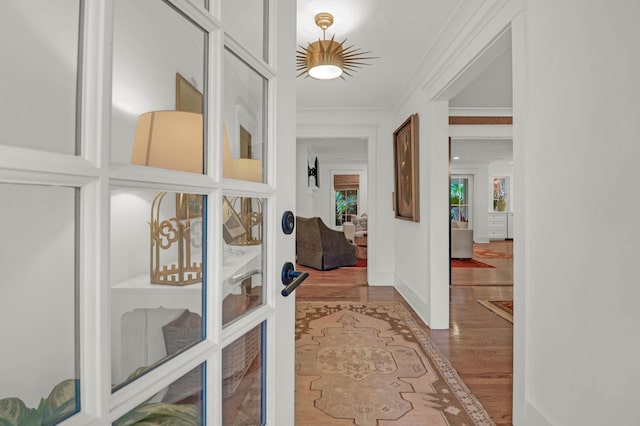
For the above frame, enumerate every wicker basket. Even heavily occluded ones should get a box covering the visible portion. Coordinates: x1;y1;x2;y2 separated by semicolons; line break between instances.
162;310;203;402
222;325;261;399
161;309;261;400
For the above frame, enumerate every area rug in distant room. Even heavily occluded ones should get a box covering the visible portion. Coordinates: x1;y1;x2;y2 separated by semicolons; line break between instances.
472;246;512;259
451;258;495;268
295;302;495;425
350;258;367;268
477;300;513;323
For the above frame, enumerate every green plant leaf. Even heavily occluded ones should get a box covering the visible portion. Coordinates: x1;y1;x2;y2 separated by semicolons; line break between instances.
114;403;199;426
0;398;28;426
42;379;77;425
17;399;45;426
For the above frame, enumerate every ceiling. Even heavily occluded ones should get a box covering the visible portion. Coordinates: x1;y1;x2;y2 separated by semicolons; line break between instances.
296;0;463;110
296;1;513;164
295;0;512;111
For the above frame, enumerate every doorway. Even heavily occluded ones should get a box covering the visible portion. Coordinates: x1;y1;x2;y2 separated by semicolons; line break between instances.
295;136;372;286
443;26;516;423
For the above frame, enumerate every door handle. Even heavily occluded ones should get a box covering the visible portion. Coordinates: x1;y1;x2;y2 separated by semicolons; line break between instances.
281;262;309;297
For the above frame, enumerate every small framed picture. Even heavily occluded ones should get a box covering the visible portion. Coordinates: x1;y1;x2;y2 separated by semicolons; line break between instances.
222;196;247;244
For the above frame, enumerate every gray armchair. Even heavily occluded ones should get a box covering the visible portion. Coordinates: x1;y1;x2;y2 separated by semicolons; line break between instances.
296;216;357;270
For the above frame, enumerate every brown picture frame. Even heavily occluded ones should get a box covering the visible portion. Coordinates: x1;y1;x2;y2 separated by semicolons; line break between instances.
176;73;203;114
393;113;420;222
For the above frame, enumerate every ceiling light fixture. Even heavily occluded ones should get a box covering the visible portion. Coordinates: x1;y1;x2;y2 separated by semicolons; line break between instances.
296;12;375;80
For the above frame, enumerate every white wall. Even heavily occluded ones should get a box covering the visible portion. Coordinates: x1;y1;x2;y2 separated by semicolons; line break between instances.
0;184;76;406
515;2;640;424
0;1;79;155
110;190;156;285
296;140;368;228
392;100;450;329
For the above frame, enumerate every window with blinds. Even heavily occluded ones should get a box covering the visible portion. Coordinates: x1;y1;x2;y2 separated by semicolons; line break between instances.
334;174;360;225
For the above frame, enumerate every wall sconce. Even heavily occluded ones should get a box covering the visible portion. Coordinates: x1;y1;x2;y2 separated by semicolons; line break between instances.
308;157;319;188
131;110;204;285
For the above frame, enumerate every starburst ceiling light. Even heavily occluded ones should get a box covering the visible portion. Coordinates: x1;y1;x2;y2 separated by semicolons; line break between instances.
297;12;375;80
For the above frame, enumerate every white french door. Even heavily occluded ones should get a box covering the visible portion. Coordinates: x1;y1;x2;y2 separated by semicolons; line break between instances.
0;0;297;425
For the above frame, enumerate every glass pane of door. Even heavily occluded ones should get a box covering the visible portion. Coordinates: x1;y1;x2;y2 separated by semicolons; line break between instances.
223;48;267;184
110;189;206;390
0;0;81;155
222;0;268;62
222;196;265;326
0;183;79;425
222;323;265;425
114;363;205;425
111;0;207;173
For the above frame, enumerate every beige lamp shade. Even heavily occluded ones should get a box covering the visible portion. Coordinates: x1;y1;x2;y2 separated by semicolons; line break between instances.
222;125;262;182
132;111;203;173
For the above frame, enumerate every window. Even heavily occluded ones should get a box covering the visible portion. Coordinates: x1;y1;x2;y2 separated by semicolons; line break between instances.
335;189;358;225
492;177;510;211
450;177;469;222
334;174;359;225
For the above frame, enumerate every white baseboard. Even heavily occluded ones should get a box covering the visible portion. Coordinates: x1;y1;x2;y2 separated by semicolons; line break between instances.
474;235;490;243
368;271;394;285
393;273;431;327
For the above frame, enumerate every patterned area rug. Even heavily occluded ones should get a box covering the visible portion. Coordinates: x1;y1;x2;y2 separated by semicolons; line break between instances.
296;302;495;425
451;258;495;268
472;246;512;259
477;300;513;323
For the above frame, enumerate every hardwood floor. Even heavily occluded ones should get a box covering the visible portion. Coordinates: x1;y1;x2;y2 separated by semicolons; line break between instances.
296;240;513;425
295;263;367;286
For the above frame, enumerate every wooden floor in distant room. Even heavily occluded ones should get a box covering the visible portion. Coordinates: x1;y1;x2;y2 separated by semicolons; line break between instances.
295;240;513;425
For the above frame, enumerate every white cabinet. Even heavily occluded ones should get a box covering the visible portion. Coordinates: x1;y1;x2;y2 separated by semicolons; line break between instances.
488;212;507;239
507;212;514;239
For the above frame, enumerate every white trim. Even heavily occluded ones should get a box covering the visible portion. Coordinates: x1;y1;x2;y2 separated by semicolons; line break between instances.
511;10;527;425
393;274;432;328
449;124;513;139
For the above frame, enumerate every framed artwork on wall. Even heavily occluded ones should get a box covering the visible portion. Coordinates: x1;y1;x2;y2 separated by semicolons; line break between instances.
393;113;420;222
176;72;202;113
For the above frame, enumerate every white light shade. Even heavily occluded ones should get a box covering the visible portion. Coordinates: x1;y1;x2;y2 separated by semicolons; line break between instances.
131;111;203;173
309;64;343;80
